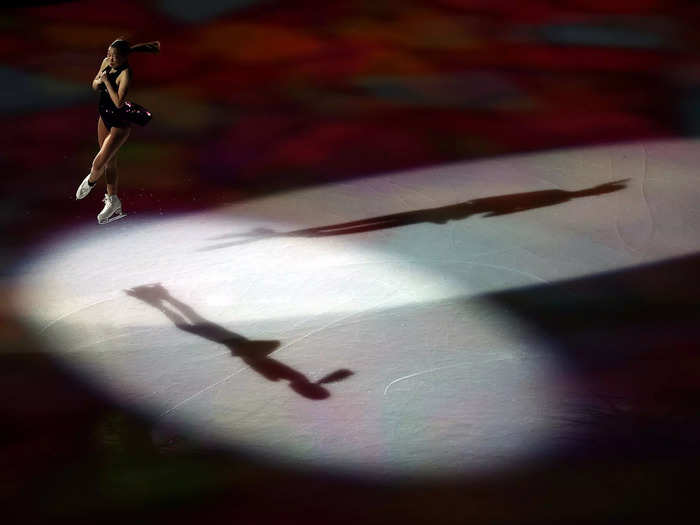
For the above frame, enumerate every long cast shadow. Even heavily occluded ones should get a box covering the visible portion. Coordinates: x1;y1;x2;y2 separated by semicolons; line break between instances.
201;180;628;251
124;283;353;400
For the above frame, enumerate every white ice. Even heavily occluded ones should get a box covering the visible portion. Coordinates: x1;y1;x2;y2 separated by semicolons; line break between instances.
15;139;700;478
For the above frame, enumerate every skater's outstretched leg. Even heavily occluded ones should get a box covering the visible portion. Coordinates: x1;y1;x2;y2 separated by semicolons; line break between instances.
76;124;129;200
91;125;130;182
93;127;129;223
77;117;108;199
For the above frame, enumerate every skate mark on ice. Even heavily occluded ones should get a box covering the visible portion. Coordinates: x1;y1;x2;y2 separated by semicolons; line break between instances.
384;362;475;396
70;328;153;352
161;295;390;415
614;218;647;255
383;356;515;396
160;365;249;417
607;153;638;254
40;296;118;334
439;260;550;285
272;294;396;354
613;148;654;255
614;214;643;255
640;144;656;251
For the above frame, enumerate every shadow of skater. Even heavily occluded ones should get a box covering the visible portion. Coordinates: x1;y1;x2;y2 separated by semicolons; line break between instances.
202;179;628;251
124;283;353;400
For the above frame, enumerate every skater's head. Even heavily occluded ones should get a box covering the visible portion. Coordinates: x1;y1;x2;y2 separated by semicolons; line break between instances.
108;38;160;67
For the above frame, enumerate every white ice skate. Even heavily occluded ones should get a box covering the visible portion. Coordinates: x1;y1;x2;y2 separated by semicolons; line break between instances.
97;194;126;224
75;173;95;200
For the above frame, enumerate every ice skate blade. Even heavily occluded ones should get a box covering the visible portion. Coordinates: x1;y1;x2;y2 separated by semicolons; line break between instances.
98;212;127;225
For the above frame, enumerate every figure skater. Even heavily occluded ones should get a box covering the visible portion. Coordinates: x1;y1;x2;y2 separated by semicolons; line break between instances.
75;38;160;224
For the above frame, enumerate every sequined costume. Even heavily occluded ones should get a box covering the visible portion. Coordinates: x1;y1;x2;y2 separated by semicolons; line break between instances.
97;63;130;130
98;63;152;129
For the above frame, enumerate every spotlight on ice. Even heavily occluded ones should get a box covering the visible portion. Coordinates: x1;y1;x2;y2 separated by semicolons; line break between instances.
15;140;700;478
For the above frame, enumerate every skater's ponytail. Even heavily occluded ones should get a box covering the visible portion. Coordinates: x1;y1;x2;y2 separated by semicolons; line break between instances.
110;38;160;56
130;41;160;54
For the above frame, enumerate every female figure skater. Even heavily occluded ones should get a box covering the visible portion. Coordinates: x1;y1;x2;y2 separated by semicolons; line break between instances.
75;38;159;224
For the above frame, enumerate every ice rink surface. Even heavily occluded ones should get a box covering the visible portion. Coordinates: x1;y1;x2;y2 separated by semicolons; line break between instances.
16;139;700;479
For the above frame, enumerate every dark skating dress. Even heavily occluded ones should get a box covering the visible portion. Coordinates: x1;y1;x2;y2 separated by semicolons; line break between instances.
98;63;152;129
98;63;130;130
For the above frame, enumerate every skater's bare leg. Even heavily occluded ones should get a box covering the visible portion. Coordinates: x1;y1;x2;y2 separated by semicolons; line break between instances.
90;117;109;183
105;157;118;196
97;116;109;149
96;118;119;196
89;125;130;183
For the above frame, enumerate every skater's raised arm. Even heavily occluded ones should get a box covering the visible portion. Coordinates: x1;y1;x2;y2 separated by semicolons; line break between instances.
101;67;130;108
92;57;109;91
